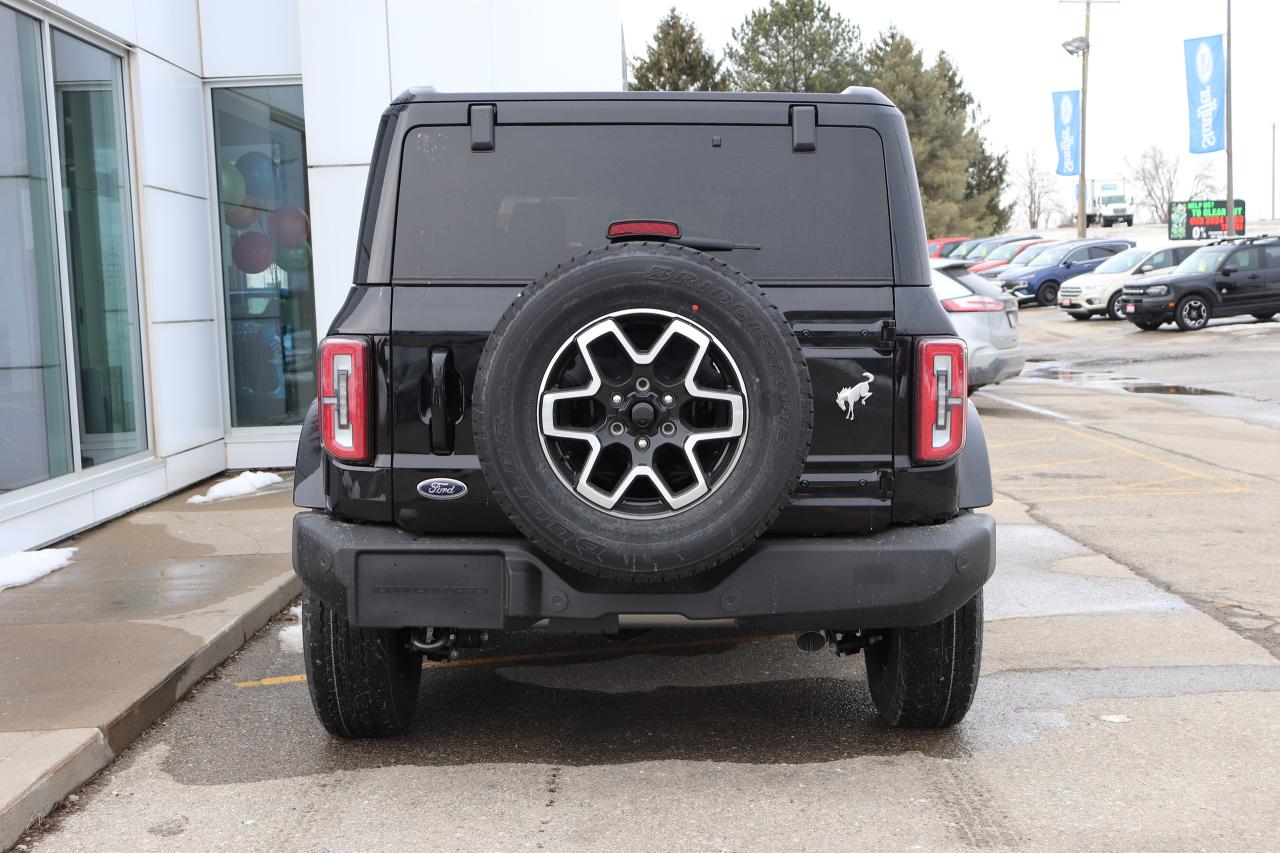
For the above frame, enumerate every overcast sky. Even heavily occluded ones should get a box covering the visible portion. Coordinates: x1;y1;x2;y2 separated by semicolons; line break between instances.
618;0;1279;225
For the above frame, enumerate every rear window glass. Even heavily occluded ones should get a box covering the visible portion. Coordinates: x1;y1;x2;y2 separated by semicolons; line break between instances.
393;124;892;283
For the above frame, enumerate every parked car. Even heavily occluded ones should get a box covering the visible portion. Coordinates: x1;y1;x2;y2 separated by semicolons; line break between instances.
1121;236;1280;331
927;236;970;258
948;238;986;259
1058;245;1200;321
931;260;1024;388
291;89;996;737
977;239;1066;279
968;238;1049;276
997;238;1134;306
963;234;1040;264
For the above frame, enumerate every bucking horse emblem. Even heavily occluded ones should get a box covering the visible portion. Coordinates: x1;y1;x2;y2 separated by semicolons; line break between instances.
835;372;874;420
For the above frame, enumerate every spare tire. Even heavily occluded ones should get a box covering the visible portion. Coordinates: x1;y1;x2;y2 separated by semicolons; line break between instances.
473;242;812;583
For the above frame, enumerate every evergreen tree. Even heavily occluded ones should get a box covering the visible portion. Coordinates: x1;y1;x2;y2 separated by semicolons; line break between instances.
631;8;729;92
861;31;1009;236
724;0;862;92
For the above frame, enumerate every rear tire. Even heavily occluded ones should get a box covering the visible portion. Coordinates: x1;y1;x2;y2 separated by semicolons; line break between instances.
1252;312;1276;321
865;592;983;729
302;591;421;738
1132;318;1163;331
1037;281;1060;307
1067;312;1091;321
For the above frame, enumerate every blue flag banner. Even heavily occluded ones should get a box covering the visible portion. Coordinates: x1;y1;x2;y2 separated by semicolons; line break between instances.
1052;90;1081;177
1184;34;1225;154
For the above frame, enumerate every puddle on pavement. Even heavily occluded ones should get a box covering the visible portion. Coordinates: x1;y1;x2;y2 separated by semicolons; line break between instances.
1023;363;1229;397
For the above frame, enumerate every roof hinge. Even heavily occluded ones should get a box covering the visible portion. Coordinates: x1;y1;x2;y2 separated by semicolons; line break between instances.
878;320;897;348
470;104;495;151
790;105;817;152
877;468;895;499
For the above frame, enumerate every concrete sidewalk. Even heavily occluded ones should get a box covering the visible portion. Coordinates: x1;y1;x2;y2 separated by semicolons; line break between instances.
0;475;301;849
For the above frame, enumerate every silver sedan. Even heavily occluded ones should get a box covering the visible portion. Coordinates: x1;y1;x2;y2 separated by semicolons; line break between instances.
930;259;1025;389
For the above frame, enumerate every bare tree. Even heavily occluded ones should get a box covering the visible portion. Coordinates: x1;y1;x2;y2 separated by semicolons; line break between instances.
1016;151;1058;229
1126;146;1180;224
1187;161;1219;200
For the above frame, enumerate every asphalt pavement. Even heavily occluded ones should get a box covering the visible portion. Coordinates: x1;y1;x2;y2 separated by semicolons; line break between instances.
17;307;1280;852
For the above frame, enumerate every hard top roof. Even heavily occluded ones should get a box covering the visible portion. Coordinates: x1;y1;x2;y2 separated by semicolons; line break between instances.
392;87;895;108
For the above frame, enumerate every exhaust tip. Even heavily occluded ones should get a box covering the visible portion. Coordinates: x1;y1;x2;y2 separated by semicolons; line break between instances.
795;630;828;652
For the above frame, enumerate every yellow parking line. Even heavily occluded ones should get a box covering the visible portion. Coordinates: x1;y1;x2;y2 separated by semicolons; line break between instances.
1019;485;1246;504
986;437;1058;450
234;632;788;689
991;454;1119;474
1055;425;1238;487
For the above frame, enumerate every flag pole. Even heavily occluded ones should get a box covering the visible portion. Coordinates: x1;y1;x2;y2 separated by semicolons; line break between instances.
1076;0;1091;238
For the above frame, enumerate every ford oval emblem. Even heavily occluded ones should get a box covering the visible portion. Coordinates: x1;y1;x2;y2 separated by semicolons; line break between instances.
417;477;468;500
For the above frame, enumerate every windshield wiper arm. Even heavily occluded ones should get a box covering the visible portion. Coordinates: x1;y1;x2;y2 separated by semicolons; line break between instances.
671;236;762;252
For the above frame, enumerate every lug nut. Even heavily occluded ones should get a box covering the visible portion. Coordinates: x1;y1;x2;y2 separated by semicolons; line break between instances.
611;393;624;406
661;421;676;436
635;377;650;392
609;421;624;436
636;437;650;450
661;394;674;406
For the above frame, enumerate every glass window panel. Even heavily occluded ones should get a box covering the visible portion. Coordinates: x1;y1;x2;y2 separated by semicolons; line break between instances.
0;7;73;493
52;30;146;467
210;85;316;428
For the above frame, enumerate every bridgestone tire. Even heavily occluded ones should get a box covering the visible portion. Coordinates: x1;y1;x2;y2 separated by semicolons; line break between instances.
865;591;983;729
302;591;421;738
473;242;813;583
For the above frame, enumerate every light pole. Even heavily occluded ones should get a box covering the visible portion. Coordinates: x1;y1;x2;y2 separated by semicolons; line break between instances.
1062;26;1090;238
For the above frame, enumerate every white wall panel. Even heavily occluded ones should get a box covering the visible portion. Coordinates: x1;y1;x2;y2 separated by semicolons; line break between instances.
306;165;368;334
91;466;167;521
138;187;216;323
148;320;224;456
297;0;389;166
164;440;225;493
134;0;200;75
134;52;207;197
200;0;300;79
45;0;136;44
386;0;492;94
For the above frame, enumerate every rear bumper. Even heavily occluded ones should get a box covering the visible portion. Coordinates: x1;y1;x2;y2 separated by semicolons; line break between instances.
968;345;1024;387
292;511;996;632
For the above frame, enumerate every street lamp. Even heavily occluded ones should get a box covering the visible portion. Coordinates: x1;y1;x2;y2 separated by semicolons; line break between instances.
1062;20;1091;239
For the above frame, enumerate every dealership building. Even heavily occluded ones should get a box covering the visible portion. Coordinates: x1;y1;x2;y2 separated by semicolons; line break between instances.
1;0;625;550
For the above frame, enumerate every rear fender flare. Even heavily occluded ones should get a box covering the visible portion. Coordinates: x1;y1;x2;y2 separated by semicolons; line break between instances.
958;401;993;509
294;400;325;509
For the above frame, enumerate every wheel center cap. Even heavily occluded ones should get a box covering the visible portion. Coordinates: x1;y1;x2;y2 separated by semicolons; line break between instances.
630;401;655;429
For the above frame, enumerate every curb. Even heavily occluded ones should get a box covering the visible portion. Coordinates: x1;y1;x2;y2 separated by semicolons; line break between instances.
0;572;302;849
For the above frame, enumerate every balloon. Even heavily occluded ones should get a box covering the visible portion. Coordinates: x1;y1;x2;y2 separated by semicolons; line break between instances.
224;197;264;230
275;241;312;271
267;204;310;247
235;151;274;197
232;231;275;274
218;161;245;207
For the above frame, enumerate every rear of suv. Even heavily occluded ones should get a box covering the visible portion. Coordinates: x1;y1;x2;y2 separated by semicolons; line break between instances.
292;91;996;737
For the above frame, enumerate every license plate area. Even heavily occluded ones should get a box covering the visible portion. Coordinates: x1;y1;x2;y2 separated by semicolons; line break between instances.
356;552;504;628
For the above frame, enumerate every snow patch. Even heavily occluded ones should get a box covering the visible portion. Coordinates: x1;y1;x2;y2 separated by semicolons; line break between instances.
1099;714;1132;723
278;604;304;653
187;471;283;504
0;548;77;591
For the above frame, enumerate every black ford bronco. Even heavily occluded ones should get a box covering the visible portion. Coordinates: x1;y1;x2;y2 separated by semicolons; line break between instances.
292;90;996;737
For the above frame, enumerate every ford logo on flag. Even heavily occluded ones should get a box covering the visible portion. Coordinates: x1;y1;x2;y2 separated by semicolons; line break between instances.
417;478;468;500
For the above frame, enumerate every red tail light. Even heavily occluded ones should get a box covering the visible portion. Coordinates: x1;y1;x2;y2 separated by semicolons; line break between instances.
913;337;967;464
319;336;371;463
607;219;681;240
941;295;1005;313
